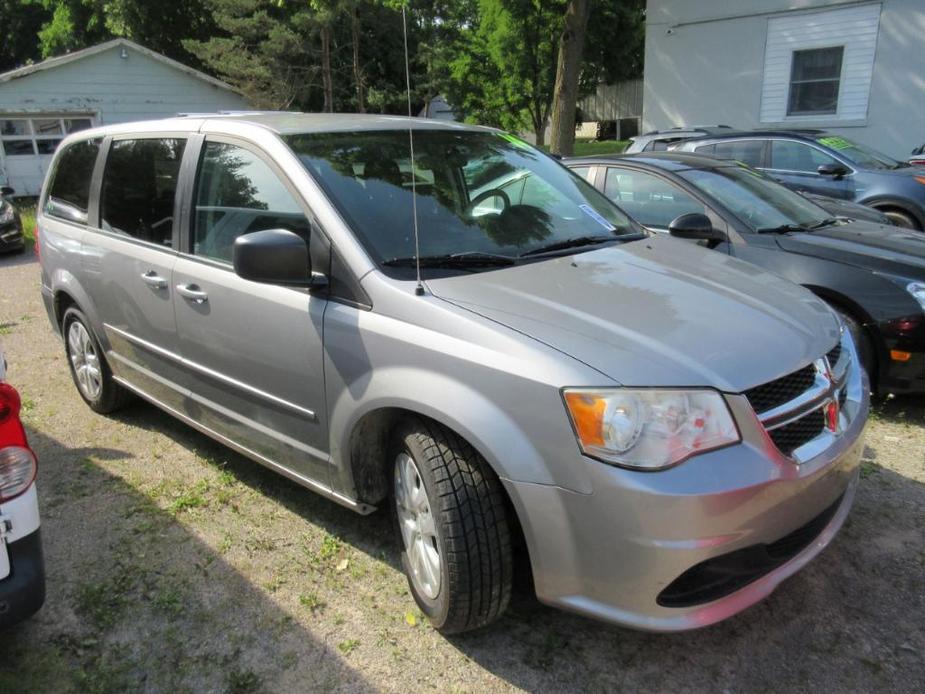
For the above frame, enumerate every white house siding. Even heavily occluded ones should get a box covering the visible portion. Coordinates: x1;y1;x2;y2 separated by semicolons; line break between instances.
0;43;249;195
759;4;881;123
643;0;925;158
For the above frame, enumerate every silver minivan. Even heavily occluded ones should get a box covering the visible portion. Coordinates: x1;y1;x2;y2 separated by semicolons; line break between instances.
37;113;867;633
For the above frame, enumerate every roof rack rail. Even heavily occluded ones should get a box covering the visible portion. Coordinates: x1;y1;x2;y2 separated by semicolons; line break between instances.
174;110;303;117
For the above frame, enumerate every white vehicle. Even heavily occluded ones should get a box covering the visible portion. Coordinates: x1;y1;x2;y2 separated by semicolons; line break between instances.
0;350;44;628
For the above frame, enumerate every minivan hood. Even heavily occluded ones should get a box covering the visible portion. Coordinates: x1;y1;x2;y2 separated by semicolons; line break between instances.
777;220;925;279
427;235;839;392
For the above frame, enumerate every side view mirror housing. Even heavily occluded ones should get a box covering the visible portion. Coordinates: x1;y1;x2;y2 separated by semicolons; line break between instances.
668;213;726;242
817;163;849;179
233;229;313;286
0;186;14;196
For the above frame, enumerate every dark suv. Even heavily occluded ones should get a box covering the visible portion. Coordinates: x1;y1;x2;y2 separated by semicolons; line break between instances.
672;130;925;229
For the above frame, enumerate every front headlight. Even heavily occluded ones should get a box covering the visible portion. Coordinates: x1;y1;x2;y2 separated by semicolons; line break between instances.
0;202;14;225
563;388;740;470
906;282;925;311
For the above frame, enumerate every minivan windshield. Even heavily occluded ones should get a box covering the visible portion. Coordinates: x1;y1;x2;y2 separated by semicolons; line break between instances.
285;130;641;273
679;165;831;232
813;135;906;170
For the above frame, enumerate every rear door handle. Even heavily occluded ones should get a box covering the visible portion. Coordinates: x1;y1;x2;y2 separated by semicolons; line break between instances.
176;283;209;304
141;271;168;289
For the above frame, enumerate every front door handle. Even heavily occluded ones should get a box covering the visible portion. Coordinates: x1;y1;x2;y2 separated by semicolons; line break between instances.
141;271;168;289
176;283;209;304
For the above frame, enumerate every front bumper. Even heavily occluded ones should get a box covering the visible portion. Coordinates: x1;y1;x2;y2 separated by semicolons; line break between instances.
505;363;868;631
0;529;46;628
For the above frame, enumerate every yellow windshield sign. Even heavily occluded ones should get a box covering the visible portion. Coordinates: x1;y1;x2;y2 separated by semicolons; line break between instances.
817;136;853;151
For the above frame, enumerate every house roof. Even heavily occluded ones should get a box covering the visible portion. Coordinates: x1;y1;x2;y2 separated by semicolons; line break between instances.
0;38;237;93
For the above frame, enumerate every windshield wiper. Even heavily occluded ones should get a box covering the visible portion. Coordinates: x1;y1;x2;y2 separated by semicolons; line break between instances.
382;252;517;269
519;235;620;257
756;223;809;234
807;217;840;229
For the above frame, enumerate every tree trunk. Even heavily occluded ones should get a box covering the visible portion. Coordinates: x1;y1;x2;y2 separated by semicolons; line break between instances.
549;0;591;156
351;6;365;113
534;122;546;148
321;24;334;113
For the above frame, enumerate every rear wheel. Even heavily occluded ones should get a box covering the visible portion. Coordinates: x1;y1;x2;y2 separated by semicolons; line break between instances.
63;307;131;414
390;418;512;634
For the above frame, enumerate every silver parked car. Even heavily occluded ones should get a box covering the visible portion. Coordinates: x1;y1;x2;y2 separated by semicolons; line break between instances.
37;113;868;633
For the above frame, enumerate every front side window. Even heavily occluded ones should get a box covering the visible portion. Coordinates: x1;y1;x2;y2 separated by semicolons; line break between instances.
603;168;706;229
788;46;844;116
286;130;638;274
100;138;186;245
193;141;309;263
44;139;102;224
679;165;829;231
708;140;764;168
769;140;840;173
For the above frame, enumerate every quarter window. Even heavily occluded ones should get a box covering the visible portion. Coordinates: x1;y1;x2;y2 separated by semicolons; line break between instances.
603;168;706;229
706;141;764;168
193;141;309;263
100;138;186;245
788;47;844;116
44;139;102;224
770;140;840;173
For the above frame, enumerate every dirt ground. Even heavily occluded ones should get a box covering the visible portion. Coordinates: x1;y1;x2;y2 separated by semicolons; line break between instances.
1;252;923;693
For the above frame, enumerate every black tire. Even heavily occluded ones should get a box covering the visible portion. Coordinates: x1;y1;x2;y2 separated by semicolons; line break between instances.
881;209;919;230
390;417;512;634
62;307;132;414
836;309;875;386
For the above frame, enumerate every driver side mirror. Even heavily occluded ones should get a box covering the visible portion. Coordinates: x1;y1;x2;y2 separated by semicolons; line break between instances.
817;163;849;179
668;213;726;242
233;229;313;286
0;186;14;196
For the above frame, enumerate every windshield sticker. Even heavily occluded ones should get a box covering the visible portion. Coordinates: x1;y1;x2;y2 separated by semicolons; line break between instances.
579;204;616;231
497;132;532;149
818;136;853;151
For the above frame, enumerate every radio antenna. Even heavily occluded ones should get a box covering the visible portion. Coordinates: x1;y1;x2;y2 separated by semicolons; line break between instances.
401;5;424;296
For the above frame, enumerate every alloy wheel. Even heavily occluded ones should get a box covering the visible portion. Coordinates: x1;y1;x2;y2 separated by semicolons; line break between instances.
68;321;102;400
394;452;441;599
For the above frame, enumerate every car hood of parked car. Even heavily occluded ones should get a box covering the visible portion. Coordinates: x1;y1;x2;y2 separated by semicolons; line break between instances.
776;220;925;279
427;234;839;392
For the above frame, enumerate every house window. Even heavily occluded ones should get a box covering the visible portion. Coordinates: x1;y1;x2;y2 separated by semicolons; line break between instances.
0;116;94;156
787;47;844;116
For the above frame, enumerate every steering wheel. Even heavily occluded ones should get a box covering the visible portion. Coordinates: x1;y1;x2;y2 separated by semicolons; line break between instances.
465;188;511;217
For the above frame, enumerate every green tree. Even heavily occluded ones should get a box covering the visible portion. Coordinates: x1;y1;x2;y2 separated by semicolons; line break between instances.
549;0;591;156
0;0;47;71
440;0;565;144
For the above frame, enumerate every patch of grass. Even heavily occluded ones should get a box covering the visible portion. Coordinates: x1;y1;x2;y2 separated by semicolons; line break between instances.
541;138;629;157
319;534;342;562
337;638;360;655
166;479;210;515
225;667;262;694
860;461;879;479
74;569;136;631
298;592;325;612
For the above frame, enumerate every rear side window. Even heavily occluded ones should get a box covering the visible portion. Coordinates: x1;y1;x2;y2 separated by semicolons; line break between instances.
192;141;309;263
100;138;186;246
707;140;764;168
44;139;101;224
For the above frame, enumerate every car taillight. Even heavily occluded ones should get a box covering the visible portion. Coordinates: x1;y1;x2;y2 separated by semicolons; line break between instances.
0;382;36;502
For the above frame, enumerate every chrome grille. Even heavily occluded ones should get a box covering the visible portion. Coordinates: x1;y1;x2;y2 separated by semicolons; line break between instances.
744;364;816;415
744;335;852;462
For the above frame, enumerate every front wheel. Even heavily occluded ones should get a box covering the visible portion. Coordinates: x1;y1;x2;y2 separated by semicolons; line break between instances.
391;418;512;634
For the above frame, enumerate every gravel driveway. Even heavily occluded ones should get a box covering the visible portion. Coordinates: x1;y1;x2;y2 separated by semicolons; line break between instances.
1;253;923;693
